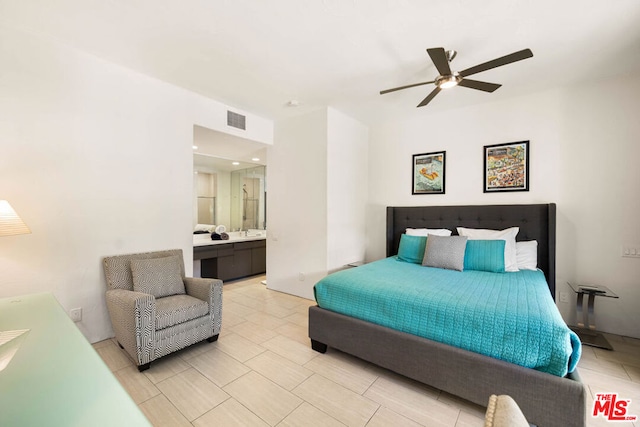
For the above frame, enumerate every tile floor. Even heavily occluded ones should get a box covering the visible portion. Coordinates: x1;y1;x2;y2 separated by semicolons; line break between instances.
94;274;640;427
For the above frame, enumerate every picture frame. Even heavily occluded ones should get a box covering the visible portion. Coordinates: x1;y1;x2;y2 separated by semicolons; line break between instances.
483;141;529;193
412;151;446;195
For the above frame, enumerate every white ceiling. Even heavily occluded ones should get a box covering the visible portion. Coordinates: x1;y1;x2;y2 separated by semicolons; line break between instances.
2;0;640;126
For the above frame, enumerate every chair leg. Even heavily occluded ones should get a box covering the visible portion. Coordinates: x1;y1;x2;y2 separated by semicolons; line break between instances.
207;334;219;343
137;363;150;372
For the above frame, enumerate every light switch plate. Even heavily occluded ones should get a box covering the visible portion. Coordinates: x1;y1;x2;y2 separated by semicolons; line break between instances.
622;245;640;258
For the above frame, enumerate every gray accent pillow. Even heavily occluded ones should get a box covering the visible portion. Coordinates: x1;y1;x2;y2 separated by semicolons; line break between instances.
422;235;468;271
131;255;185;298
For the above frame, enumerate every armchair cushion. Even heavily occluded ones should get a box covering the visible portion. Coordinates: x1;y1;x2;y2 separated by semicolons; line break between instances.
131;255;185;298
155;294;209;330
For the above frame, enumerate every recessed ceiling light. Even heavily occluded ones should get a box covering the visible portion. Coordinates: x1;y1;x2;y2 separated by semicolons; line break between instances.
232;162;240;166
252;157;260;161
192;145;198;150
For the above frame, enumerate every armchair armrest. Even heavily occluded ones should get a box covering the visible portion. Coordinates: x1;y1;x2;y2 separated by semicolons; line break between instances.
184;277;221;301
105;289;155;366
184;277;223;335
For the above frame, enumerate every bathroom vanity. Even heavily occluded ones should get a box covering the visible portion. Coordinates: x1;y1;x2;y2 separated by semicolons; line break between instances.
194;233;266;282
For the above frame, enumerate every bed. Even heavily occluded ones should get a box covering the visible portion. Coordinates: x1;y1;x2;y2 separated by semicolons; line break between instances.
308;204;586;427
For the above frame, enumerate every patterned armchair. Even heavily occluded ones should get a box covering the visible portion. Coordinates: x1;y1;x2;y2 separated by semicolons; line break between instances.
103;249;222;371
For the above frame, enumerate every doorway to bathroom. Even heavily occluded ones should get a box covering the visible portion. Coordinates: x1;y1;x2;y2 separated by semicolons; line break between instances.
192;125;269;282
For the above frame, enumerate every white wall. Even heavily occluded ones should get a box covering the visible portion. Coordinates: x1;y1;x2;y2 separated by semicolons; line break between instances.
556;74;640;338
267;107;369;298
267;109;329;299
327;108;369;271
0;25;273;343
367;74;640;338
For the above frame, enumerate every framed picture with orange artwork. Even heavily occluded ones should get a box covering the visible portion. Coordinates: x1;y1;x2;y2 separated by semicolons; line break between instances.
484;141;529;193
412;151;446;195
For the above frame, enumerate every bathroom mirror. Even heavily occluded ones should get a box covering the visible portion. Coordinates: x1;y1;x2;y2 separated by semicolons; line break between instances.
192;125;268;233
230;165;266;231
195;171;217;225
193;154;266;231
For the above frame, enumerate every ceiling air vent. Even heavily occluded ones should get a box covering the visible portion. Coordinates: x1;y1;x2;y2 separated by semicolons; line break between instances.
227;110;246;130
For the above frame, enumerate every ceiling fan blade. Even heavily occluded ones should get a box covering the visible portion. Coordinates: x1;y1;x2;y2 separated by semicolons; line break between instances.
417;87;441;108
457;79;502;92
427;48;452;76
380;81;435;95
459;48;533;78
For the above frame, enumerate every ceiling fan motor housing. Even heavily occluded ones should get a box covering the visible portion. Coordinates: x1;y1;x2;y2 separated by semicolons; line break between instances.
446;50;457;62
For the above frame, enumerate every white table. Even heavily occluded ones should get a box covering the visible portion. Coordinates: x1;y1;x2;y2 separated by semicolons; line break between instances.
0;292;151;426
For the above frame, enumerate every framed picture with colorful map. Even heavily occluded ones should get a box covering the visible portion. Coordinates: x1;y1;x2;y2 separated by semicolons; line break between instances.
484;141;529;193
412;151;446;195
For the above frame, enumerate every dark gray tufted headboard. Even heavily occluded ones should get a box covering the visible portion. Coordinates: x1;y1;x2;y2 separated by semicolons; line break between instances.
386;204;556;298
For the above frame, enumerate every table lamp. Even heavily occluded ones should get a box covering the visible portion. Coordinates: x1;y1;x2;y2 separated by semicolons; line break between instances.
0;200;31;237
0;200;32;372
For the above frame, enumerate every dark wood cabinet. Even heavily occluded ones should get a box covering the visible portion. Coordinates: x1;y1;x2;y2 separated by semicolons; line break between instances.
232;246;252;278
251;245;267;275
194;239;266;282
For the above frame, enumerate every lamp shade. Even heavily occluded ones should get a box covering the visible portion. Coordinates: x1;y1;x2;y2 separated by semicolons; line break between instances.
0;200;31;237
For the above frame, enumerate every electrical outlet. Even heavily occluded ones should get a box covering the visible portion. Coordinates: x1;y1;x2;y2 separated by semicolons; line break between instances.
559;292;569;303
70;307;82;322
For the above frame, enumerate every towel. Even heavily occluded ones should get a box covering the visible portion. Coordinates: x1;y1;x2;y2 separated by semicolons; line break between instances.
220;232;229;240
211;232;222;240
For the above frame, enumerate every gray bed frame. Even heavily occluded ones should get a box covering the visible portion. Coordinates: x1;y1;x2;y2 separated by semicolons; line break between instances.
308;203;586;427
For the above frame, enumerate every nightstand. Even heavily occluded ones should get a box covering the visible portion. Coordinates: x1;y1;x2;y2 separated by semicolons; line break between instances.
567;282;619;350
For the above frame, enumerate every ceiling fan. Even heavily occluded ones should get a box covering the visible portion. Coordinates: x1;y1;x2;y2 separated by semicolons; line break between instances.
380;47;533;107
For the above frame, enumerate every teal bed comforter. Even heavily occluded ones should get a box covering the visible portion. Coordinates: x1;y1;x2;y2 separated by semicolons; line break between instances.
314;257;581;377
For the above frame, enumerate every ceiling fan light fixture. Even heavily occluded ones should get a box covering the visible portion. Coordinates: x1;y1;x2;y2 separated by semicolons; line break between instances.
436;74;461;89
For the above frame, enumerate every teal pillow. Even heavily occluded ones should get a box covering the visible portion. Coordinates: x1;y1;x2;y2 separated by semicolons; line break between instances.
397;234;427;264
464;240;506;273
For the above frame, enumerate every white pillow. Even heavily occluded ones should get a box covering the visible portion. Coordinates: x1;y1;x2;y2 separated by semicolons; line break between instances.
406;228;452;237
516;240;538;271
457;227;520;272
